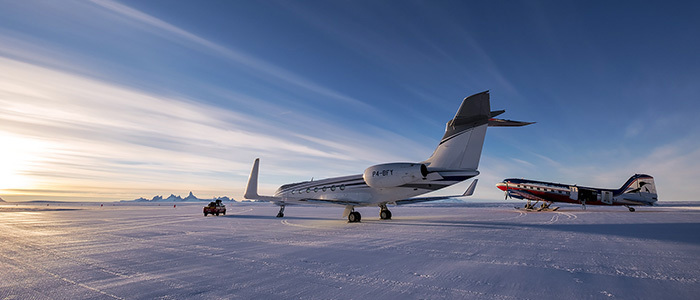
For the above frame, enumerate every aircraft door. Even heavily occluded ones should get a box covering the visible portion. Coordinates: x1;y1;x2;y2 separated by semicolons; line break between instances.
578;188;596;203
601;190;613;205
569;186;578;200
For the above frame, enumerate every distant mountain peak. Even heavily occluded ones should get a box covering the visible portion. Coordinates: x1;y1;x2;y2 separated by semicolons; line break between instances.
123;193;235;202
184;191;198;201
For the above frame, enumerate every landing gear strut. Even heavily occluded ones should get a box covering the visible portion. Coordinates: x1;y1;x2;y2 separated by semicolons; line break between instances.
518;200;559;211
379;204;392;220
276;205;285;218
537;202;552;211
524;200;539;210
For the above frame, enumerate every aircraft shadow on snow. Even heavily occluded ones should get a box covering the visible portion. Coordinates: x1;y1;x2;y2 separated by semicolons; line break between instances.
385;219;700;246
222;214;330;221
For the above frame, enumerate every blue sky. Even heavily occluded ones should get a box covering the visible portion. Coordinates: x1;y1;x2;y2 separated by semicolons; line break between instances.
0;0;698;201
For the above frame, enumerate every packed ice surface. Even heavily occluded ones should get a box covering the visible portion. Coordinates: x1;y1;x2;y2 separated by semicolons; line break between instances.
1;202;699;299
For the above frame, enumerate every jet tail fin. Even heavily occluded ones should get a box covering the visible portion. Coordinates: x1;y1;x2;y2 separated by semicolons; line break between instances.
423;91;491;170
423;91;533;170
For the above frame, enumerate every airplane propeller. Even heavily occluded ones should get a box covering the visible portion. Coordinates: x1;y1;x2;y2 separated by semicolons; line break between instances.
503;182;510;200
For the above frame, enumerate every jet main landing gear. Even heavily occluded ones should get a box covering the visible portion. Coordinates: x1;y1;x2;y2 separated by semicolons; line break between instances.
379;204;392;220
348;211;361;222
624;205;636;212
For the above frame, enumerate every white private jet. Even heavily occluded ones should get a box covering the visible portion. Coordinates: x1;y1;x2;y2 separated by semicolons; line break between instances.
244;91;533;222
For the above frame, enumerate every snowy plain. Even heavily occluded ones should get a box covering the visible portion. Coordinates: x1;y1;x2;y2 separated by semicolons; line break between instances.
1;202;699;299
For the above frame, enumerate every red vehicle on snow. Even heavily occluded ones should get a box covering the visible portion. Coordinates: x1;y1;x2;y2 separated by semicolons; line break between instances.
203;199;226;216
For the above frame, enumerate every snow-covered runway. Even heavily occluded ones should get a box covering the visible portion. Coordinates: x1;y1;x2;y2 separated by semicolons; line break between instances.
1;203;698;299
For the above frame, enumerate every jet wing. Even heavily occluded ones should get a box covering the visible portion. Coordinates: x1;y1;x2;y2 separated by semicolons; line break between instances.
242;195;293;206
298;198;365;206
395;179;478;205
394;195;458;205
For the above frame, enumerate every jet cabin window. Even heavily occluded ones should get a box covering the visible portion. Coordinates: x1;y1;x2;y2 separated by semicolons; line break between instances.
330;185;336;191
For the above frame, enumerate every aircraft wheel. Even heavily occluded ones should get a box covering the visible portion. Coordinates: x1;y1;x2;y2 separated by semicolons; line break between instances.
276;212;284;218
380;210;392;220
348;211;361;223
628;207;636;212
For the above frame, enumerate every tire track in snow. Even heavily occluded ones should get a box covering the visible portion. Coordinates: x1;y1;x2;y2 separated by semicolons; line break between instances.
281;219;318;229
0;252;124;300
228;208;254;215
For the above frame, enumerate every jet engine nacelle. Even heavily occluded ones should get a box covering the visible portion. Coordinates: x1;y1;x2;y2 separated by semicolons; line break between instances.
363;163;429;188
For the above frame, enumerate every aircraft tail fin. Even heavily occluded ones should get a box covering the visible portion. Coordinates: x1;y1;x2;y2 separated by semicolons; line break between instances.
422;91;491;170
616;174;658;204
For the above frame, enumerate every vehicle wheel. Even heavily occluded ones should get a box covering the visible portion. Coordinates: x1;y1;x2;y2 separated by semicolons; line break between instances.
222;211;226;215
215;212;219;216
204;212;208;216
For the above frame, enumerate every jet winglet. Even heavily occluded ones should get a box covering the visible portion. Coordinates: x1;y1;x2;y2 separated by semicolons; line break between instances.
243;158;260;199
463;179;478;196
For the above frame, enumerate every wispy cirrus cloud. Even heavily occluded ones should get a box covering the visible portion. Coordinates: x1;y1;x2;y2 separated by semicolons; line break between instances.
0;0;444;201
88;0;375;112
0;53;432;200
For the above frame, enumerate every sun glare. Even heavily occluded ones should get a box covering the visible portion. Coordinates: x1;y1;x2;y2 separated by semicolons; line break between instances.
0;133;46;192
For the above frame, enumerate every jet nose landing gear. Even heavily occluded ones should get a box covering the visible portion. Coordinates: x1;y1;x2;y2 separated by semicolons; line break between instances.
276;205;285;218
